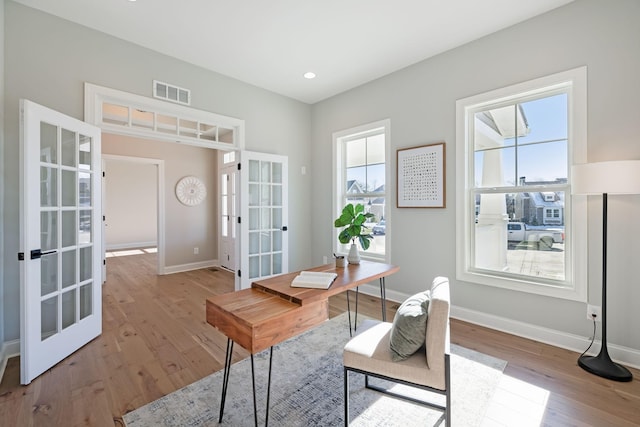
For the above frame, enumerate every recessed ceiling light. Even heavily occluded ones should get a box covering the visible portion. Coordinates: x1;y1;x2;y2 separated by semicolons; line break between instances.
303;72;316;80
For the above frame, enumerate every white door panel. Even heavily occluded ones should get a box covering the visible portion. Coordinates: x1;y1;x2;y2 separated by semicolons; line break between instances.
19;100;102;384
237;151;288;290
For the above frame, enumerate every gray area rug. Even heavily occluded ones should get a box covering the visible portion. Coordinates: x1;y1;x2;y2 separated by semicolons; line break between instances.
124;312;506;427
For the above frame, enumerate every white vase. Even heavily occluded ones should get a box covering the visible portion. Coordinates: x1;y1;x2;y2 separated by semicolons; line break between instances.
347;243;360;264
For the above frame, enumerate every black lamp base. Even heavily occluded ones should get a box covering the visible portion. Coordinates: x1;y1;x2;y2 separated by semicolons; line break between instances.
578;352;633;382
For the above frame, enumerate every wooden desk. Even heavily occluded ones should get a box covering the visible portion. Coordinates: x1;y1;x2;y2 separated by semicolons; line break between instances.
205;288;328;354
205;260;399;426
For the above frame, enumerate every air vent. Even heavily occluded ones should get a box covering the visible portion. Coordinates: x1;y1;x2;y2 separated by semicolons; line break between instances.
153;80;191;105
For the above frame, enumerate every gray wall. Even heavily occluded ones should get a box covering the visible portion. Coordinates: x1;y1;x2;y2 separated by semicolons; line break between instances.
104;157;158;251
311;0;640;352
2;2;312;342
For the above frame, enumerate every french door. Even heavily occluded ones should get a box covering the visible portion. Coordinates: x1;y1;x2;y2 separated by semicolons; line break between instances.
19;100;102;384
237;151;289;290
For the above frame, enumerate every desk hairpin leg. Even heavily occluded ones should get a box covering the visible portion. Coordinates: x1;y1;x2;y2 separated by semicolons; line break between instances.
249;347;274;427
346;287;359;337
219;338;235;423
219;341;274;427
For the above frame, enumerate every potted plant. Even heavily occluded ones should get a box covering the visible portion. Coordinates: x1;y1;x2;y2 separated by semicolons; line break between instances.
334;203;374;264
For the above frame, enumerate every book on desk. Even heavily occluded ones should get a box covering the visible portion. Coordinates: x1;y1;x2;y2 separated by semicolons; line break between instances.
290;271;338;289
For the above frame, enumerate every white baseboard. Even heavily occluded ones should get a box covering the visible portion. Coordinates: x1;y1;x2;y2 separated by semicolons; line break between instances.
163;259;219;275
450;306;640;370
106;241;157;251
356;285;640;370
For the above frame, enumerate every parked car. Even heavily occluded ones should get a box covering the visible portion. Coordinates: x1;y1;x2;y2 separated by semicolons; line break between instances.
372;220;386;235
507;222;564;250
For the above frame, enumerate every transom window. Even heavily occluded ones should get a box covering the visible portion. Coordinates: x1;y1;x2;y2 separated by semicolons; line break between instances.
333;120;390;262
456;68;587;301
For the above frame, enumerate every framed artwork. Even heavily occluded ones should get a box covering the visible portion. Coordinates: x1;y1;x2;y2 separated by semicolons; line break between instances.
397;142;446;208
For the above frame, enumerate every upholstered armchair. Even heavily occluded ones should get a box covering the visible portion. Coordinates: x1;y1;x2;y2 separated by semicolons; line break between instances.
343;276;451;425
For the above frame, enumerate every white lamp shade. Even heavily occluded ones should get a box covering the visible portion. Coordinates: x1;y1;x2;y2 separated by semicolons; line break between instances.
572;160;640;195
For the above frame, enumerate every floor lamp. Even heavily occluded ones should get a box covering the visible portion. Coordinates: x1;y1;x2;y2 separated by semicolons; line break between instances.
571;160;640;382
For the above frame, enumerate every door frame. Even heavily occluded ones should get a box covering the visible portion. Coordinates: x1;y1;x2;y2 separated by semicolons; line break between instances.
102;154;165;274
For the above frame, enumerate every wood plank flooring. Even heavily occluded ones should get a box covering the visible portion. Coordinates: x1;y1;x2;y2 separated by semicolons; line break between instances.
1;251;638;426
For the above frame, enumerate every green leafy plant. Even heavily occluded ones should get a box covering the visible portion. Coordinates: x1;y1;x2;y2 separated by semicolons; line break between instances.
334;203;374;250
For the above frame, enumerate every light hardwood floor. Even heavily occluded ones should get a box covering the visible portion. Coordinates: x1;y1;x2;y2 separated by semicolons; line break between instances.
1;251;639;426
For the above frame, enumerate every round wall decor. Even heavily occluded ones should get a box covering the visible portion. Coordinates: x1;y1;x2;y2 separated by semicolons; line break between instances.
175;176;207;206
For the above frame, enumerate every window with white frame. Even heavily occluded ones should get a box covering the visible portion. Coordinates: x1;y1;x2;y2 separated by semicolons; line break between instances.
334;120;390;262
456;68;587;301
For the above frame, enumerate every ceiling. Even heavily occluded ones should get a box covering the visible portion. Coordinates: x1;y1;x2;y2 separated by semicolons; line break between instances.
13;0;574;104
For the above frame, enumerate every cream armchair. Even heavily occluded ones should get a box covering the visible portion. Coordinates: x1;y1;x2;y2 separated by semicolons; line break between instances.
343;276;451;425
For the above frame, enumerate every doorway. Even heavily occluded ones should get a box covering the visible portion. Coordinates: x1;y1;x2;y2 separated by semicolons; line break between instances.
102;154;164;276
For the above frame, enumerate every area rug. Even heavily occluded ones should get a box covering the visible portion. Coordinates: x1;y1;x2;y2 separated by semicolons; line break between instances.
124;312;506;427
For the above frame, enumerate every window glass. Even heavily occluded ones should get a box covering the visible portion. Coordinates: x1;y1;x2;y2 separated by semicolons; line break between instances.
457;68;587;300
335;121;389;261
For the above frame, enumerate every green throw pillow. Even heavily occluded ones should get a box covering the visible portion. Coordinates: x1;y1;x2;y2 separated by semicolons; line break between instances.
389;290;430;362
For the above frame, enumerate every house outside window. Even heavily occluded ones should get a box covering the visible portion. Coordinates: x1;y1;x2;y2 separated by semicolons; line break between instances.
333;120;390;262
456;68;587;301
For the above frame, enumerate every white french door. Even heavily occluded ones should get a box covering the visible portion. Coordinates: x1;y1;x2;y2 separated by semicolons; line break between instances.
220;159;237;271
19;100;103;384
237;151;289;290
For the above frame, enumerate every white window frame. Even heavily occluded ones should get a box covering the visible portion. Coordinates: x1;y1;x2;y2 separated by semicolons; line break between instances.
455;67;588;301
333;119;391;263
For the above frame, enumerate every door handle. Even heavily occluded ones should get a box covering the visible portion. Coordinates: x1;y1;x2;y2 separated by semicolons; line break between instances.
31;249;58;260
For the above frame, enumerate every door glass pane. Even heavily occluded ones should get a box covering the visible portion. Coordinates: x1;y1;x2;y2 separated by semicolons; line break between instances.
249;208;259;230
249;160;259;182
273;230;282;251
249;184;260;206
261;231;271;252
272;163;282;184
272;208;282;229
40;166;57;207
40;122;57;163
62;289;76;330
41;211;58;250
61;128;76;167
249;232;259;255
80;284;92;320
79;209;91;244
79;172;91;207
272;185;282;206
62;211;76;248
41;296;58;341
261;184;271;206
62;250;76;289
272;253;282;275
249;256;259;278
261;254;271;276
61;170;77;206
260;161;270;182
41;253;58;296
79;247;92;282
261;208;271;230
79;134;92;170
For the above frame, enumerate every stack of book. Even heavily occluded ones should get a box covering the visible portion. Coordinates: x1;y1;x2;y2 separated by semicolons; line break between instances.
290;271;338;289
